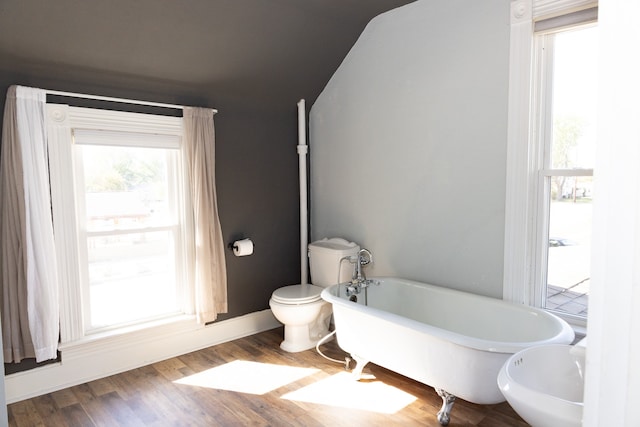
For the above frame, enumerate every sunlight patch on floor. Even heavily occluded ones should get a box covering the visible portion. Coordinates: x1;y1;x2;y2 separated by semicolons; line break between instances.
281;371;417;414
174;360;319;395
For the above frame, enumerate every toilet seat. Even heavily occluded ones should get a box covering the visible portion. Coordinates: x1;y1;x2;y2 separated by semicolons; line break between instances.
271;284;323;304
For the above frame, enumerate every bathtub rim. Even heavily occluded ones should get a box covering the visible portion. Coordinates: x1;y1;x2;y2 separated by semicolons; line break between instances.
321;276;575;354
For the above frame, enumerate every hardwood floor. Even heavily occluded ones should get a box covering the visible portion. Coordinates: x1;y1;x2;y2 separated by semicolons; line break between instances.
8;328;528;426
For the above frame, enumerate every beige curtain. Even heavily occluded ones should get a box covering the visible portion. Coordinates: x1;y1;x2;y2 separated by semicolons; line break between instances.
183;107;228;323
0;86;33;362
0;86;59;363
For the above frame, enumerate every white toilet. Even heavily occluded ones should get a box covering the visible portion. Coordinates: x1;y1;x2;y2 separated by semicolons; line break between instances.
269;237;359;352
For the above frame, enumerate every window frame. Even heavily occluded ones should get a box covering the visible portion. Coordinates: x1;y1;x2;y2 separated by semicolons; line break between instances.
47;104;194;343
532;25;595;320
503;0;597;330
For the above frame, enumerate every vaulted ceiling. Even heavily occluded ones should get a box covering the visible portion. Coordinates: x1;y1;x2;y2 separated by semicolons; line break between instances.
0;0;415;110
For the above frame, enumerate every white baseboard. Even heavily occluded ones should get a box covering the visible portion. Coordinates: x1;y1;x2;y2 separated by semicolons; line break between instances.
5;309;281;404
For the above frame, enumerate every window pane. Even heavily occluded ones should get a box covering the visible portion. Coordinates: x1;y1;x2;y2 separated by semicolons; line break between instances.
543;25;597;319
550;26;598;170
87;231;180;329
78;144;181;331
80;145;173;232
545;176;592;316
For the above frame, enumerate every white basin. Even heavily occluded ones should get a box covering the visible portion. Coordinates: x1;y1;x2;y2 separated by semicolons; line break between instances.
497;344;585;427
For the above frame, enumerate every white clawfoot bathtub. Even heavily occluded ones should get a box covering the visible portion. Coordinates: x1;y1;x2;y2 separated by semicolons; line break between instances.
321;277;574;425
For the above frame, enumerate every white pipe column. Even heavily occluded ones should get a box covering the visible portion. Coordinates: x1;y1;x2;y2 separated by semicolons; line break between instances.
297;99;308;285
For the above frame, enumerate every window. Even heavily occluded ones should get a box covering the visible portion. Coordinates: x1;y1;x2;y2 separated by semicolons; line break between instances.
48;106;194;340
532;24;597;319
74;142;185;331
504;2;597;327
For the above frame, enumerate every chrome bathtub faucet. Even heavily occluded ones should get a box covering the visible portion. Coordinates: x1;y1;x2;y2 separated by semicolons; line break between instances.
346;248;373;294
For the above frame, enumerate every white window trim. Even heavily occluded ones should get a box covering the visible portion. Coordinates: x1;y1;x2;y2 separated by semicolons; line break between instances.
503;0;595;329
47;104;193;343
503;0;535;306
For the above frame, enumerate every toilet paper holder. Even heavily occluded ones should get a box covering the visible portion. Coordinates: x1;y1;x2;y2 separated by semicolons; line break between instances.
228;240;254;250
228;238;254;257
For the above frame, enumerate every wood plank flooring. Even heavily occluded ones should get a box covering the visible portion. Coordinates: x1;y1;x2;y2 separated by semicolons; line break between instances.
8;328;528;426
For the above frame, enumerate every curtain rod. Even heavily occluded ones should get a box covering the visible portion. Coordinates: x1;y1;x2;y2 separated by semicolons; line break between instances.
44;89;218;113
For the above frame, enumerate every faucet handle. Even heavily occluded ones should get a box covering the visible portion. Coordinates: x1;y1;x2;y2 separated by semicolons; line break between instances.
358;248;372;265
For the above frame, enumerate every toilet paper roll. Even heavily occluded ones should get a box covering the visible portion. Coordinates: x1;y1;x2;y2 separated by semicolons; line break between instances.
233;238;254;256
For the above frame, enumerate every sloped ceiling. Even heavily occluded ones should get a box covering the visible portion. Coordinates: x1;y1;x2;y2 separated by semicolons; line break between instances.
0;0;415;109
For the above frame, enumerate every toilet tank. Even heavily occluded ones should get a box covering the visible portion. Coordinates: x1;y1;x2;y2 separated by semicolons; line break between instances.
308;238;360;288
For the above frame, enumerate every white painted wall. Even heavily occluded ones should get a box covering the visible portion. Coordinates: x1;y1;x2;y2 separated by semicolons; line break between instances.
583;0;640;424
310;0;510;297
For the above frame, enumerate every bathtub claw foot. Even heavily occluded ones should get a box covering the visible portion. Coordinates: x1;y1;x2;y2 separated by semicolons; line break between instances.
435;388;456;426
351;354;369;380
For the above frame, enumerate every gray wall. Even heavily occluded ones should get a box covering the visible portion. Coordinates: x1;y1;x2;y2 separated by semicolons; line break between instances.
310;0;511;297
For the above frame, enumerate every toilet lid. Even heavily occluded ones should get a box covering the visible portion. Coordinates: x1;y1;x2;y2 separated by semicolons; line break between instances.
271;284;323;304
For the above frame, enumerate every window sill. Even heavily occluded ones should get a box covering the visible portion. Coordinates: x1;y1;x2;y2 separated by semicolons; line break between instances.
58;314;199;354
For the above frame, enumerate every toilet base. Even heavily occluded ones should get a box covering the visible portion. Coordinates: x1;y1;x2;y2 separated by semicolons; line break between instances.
280;323;330;353
278;303;332;353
